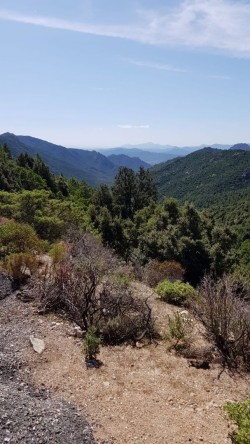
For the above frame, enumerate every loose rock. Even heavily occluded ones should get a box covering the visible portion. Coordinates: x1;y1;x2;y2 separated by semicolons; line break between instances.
30;337;46;354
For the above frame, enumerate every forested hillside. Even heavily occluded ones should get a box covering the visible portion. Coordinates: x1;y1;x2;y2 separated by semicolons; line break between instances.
151;147;250;208
0;133;148;187
0;132;117;186
1;143;246;286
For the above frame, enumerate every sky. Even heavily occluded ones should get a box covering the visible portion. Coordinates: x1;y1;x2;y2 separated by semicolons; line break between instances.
0;0;250;148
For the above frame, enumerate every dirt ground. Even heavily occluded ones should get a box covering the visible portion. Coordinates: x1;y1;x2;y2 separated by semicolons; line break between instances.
1;283;249;444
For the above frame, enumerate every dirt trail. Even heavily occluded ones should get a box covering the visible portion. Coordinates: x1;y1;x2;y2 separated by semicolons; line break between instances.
1;284;249;444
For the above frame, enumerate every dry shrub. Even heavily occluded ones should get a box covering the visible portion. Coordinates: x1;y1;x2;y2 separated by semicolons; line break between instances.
194;275;250;372
39;231;155;344
144;260;185;288
98;280;155;344
5;253;38;284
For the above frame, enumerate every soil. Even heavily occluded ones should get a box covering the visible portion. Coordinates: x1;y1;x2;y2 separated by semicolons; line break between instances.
0;293;96;444
1;282;249;444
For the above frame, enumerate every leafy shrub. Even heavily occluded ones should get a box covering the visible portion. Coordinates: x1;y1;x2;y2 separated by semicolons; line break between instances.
0;221;42;257
232;266;250;299
34;215;64;242
144;260;185;288
194;275;250;372
83;327;102;360
166;311;193;350
224;398;250;444
155;279;197;306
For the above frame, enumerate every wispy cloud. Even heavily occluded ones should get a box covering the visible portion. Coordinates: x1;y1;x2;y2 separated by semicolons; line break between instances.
128;60;187;73
118;124;150;129
0;9;146;42
209;75;231;80
1;1;250;57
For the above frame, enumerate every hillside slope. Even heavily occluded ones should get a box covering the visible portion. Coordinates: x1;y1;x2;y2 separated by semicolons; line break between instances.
0;133;117;187
1;285;249;444
108;154;150;170
151;147;250;207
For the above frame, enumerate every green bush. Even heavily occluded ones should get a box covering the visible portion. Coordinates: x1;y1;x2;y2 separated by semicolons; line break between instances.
83;327;101;360
155;279;197;306
0;221;43;257
224;398;250;444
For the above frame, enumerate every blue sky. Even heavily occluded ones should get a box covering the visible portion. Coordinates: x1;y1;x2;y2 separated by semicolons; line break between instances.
0;0;250;148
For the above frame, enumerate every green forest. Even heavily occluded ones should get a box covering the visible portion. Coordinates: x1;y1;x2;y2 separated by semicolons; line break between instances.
0;143;249;288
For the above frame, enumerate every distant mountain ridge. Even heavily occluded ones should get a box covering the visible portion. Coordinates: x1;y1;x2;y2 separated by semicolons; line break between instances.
230;143;250;151
1;132;250;188
0;133;148;187
97;143;234;165
99;147;177;165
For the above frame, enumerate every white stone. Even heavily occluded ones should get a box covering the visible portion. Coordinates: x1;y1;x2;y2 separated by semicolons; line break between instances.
29;336;45;354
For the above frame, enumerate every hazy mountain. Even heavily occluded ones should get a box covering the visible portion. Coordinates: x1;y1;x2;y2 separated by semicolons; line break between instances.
211;144;231;150
150;147;250;208
0;133;154;186
107;154;150;171
0;133;117;187
230;143;250;151
98;147;177;165
121;142;178;151
121;142;231;152
97;143;232;165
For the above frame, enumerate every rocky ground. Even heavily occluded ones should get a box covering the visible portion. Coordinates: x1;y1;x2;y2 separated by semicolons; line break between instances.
1;282;249;444
0;292;96;444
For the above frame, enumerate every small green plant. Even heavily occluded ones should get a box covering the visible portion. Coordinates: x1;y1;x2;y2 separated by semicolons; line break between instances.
83;327;102;360
111;271;131;287
155;279;197;306
166;311;193;350
224;398;250;444
49;242;67;266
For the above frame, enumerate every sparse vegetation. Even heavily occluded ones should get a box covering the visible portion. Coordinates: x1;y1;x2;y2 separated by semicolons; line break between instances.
194;275;250;372
166;311;193;351
144;260;185;288
5;252;37;285
39;231;156;345
83;327;102;361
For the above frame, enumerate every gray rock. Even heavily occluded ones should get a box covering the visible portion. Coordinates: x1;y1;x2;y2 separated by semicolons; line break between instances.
0;273;13;300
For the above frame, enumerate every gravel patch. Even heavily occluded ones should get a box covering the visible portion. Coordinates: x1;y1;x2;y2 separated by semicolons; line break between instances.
0;380;95;444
